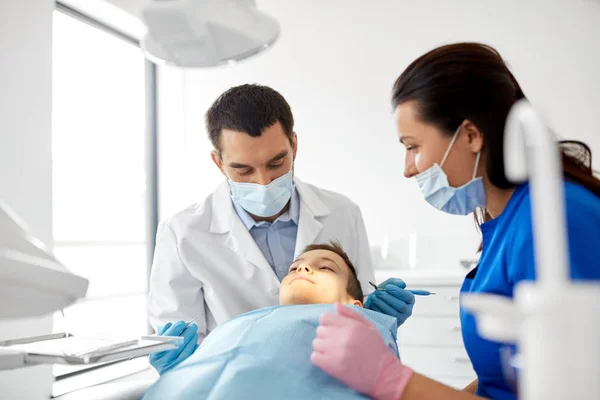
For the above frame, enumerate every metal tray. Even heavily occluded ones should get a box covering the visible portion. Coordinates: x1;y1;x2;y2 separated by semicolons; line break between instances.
0;332;183;365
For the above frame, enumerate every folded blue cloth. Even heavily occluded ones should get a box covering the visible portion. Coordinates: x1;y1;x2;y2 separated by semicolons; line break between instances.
143;304;399;400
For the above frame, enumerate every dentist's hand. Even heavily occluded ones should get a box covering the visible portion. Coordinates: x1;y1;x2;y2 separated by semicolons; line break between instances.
364;278;415;326
311;304;413;400
149;320;199;375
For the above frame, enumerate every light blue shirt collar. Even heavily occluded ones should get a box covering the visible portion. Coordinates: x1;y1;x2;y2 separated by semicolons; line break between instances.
233;187;300;230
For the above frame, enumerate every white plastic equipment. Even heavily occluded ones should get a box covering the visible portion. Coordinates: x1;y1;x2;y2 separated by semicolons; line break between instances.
0;201;89;318
461;99;600;399
0;200;89;370
0;202;182;372
141;0;280;67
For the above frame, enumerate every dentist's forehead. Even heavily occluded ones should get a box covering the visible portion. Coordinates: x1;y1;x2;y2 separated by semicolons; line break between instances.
219;122;293;161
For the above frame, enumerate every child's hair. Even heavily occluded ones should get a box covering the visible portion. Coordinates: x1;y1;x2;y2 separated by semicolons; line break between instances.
301;241;364;301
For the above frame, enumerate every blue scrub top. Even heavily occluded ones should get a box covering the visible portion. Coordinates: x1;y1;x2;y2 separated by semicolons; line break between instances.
460;181;600;399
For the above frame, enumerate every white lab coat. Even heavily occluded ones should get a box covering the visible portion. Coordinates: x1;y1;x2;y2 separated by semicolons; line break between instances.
147;177;375;342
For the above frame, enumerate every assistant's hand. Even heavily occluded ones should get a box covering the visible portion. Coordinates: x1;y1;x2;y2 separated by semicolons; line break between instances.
311;304;413;400
364;278;415;326
149;320;199;375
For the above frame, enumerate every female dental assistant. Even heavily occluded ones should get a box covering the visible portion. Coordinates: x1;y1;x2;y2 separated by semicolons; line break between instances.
310;42;600;400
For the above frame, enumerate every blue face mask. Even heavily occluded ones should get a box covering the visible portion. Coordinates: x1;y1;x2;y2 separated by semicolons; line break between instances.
414;126;486;215
228;169;294;218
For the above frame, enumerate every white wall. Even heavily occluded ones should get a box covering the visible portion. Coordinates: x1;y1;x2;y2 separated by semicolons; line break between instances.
0;0;55;398
157;0;600;269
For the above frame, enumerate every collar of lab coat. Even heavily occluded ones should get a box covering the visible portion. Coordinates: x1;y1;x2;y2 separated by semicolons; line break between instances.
210;176;330;234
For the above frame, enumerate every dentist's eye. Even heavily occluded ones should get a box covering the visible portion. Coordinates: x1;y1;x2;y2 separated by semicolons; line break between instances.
268;160;284;169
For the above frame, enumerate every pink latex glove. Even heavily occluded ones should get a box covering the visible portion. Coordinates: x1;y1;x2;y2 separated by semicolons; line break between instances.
311;304;414;400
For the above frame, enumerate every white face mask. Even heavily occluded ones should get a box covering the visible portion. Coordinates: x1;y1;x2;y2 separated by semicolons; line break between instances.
414;126;486;215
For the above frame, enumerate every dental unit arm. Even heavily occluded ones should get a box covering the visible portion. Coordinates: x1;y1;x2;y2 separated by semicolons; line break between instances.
0;203;182;372
461;99;600;399
0;200;89;370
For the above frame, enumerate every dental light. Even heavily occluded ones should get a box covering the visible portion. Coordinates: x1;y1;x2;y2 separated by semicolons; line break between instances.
140;0;280;68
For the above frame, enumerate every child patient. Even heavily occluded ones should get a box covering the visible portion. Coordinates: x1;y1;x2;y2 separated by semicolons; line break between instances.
279;241;364;307
143;242;398;400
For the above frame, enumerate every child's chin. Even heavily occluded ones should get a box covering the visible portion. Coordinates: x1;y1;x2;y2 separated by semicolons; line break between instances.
279;291;324;305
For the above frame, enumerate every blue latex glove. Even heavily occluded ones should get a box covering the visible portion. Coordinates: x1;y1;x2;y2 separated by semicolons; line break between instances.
364;278;415;326
149;320;199;375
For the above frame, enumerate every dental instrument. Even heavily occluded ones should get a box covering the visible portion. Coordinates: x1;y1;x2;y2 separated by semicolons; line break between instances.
185;312;202;327
368;281;436;296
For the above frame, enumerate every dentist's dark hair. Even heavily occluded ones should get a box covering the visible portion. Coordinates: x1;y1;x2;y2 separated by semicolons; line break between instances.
391;42;600;231
205;84;294;154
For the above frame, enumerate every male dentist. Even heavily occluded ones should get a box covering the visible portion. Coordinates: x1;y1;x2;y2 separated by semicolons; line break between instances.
147;84;415;374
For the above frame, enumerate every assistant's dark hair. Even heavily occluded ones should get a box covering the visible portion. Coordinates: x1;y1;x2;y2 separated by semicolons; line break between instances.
302;241;364;301
205;84;294;153
391;42;600;229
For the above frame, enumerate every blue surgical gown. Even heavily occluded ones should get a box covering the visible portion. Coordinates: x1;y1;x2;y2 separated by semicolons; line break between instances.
460;181;600;399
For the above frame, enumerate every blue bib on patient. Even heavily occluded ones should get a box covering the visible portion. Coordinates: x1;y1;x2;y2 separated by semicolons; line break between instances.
143;304;399;400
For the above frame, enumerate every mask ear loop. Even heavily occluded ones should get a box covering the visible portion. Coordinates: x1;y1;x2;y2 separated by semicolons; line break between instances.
440;126;462;167
473;152;481;180
290;159;295;185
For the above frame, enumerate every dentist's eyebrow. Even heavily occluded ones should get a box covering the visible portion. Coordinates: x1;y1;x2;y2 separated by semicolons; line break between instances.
267;150;288;164
228;161;252;169
229;150;288;169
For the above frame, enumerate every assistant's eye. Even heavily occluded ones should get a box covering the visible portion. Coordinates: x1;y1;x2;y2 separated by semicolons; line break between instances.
406;145;418;152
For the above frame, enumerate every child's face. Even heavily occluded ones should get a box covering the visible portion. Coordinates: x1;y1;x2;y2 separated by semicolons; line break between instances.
279;249;362;306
